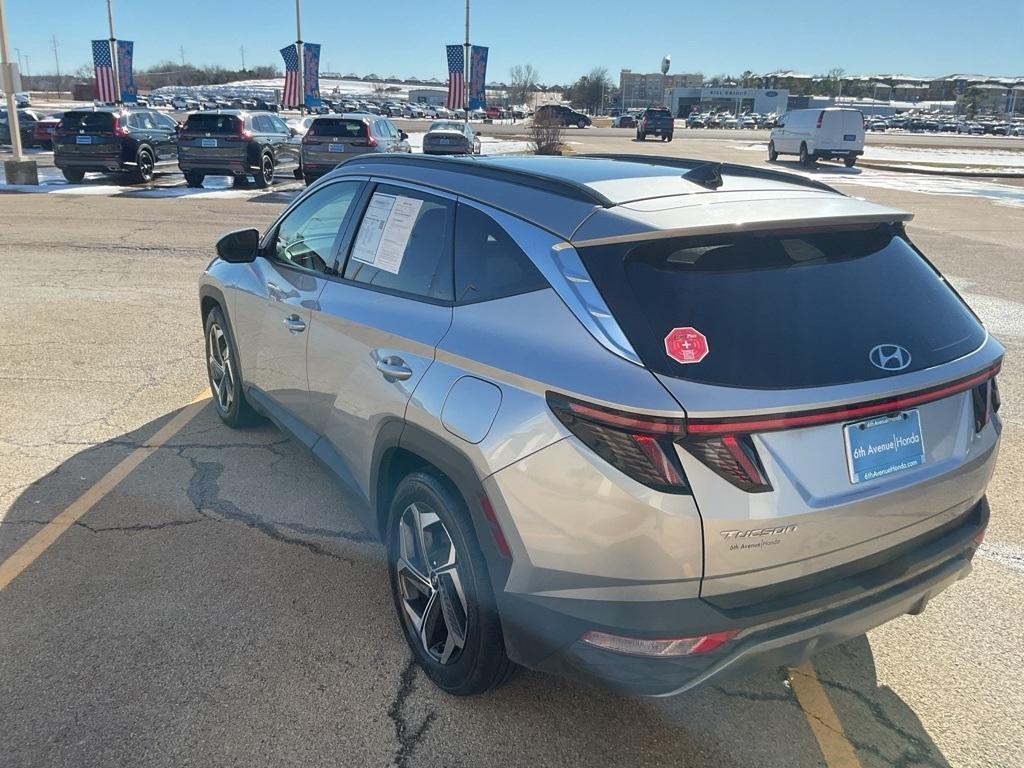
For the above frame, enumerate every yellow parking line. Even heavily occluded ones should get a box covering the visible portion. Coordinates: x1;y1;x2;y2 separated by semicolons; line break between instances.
788;663;863;768
0;392;210;593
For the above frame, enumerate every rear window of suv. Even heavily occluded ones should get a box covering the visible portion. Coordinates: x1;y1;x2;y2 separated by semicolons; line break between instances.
59;112;115;131
183;114;240;133
310;119;367;137
645;108;671;117
578;224;986;389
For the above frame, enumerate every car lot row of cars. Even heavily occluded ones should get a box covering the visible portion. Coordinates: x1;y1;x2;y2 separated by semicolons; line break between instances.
863;114;1024;135
23;105;482;187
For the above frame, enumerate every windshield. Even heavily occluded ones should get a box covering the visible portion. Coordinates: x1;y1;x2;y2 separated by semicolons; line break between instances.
579;225;986;388
58;112;115;131
428;121;464;132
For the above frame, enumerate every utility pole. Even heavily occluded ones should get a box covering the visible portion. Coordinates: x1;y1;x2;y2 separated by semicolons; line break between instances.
179;45;185;67
106;0;120;104
1;0;38;182
295;0;304;113
463;0;469;124
240;45;245;72
51;34;62;99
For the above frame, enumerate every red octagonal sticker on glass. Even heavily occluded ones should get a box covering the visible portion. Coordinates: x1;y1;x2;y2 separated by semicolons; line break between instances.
664;327;709;365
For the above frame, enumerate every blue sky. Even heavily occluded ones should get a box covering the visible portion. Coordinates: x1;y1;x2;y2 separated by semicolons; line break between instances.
7;0;1023;84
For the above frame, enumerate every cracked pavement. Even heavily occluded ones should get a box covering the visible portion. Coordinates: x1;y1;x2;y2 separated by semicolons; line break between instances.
1;136;1023;768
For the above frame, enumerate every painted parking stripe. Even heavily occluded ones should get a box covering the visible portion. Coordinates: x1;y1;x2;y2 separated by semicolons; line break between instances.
0;392;210;593
788;663;863;768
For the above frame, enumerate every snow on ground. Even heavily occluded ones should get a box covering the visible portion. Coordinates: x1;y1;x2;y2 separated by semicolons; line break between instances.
862;145;1024;168
733;142;1024;208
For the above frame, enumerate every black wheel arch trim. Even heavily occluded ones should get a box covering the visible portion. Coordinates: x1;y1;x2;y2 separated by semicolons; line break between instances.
372;421;513;590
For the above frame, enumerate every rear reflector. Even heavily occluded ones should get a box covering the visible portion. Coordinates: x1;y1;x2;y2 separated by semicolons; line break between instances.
581;629;739;657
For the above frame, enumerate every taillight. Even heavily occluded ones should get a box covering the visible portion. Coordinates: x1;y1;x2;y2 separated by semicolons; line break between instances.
546;393;689;493
547;393;773;494
972;377;1000;433
681;435;771;493
301;132;316;144
816;110;825;128
114;118;129;138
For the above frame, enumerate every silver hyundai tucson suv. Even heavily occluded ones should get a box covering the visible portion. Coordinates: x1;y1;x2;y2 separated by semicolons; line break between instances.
198;154;1002;697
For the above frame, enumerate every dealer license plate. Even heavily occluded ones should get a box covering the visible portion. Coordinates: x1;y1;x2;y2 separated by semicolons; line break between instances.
844;410;924;484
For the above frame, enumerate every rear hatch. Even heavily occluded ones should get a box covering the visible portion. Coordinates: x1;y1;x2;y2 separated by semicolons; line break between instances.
577;223;1001;597
53;111;121;157
178;113;247;162
301;117;374;164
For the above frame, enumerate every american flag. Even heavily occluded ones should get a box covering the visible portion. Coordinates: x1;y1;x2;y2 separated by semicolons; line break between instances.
446;45;464;110
92;40;116;103
280;44;300;108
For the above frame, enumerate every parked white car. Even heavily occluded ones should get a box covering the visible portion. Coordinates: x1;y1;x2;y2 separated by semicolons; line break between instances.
768;108;864;167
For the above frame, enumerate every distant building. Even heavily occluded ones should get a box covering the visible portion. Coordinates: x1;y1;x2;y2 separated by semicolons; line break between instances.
620;69;703;109
665;86;789;116
408;87;448;106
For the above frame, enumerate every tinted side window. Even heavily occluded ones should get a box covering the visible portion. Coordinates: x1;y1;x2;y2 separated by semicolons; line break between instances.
270;116;290;133
454;204;548;304
273;181;363;274
343;185;453;301
254;115;274;133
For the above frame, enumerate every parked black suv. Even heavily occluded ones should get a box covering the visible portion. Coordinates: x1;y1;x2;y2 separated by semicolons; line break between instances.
177;110;300;188
53;107;179;183
533;104;591;128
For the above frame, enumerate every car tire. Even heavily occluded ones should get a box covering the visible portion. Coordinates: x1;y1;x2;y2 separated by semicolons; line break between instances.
131;148;155;184
184;171;204;188
577;119;587;129
303;173;316;186
61;168;85;183
253;153;275;189
666;133;673;142
40;141;53;151
293;166;304;179
204;306;259;428
844;156;857;168
768;141;779;162
799;143;815;167
387;472;515;696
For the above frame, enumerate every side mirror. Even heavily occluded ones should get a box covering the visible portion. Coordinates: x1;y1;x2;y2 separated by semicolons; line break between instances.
216;228;260;263
289;127;299;136
400;130;409;140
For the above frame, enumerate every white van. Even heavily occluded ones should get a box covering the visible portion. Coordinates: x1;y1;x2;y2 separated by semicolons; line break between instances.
768;108;864;167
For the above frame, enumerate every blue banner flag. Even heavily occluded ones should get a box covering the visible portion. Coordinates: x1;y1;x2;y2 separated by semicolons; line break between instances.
116;40;137;103
303;43;321;108
468;45;488;110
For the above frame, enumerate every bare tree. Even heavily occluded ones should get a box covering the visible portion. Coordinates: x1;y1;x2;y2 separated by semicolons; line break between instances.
509;64;538;106
530;112;564;155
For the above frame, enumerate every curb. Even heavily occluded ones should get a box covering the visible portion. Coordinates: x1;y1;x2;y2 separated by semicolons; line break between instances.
855;161;1024;179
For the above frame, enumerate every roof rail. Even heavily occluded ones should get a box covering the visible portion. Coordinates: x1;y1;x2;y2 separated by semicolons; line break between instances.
579;154;841;195
333;154;614;208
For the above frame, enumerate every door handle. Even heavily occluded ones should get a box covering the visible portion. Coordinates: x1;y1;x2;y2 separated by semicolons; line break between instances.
283;314;306;333
376;356;413;381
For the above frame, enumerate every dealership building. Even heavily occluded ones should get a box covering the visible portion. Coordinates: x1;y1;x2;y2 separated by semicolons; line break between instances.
665;86;790;116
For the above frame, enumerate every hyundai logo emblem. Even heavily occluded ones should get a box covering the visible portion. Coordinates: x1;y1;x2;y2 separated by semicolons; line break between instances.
869;344;912;371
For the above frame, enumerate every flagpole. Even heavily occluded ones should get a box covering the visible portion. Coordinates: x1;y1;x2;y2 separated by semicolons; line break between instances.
463;0;469;125
106;0;120;104
295;0;303;113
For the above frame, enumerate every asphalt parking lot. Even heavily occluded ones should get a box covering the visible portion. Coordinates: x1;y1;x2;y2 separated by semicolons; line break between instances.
1;131;1023;768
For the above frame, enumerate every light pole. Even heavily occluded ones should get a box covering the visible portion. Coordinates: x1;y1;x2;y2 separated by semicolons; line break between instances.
295;0;303;113
1;0;38;182
463;0;470;125
51;35;62;99
106;0;121;103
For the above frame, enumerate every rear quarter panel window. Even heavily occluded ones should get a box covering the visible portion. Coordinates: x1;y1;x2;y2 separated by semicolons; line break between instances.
454;204;548;303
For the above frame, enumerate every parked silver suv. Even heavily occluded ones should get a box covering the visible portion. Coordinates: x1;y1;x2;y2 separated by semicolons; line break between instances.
198;155;1002;697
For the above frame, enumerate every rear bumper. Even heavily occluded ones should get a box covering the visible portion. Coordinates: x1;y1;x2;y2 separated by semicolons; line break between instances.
179;152;251;175
498;496;987;696
54;153;122;171
814;148;864;157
